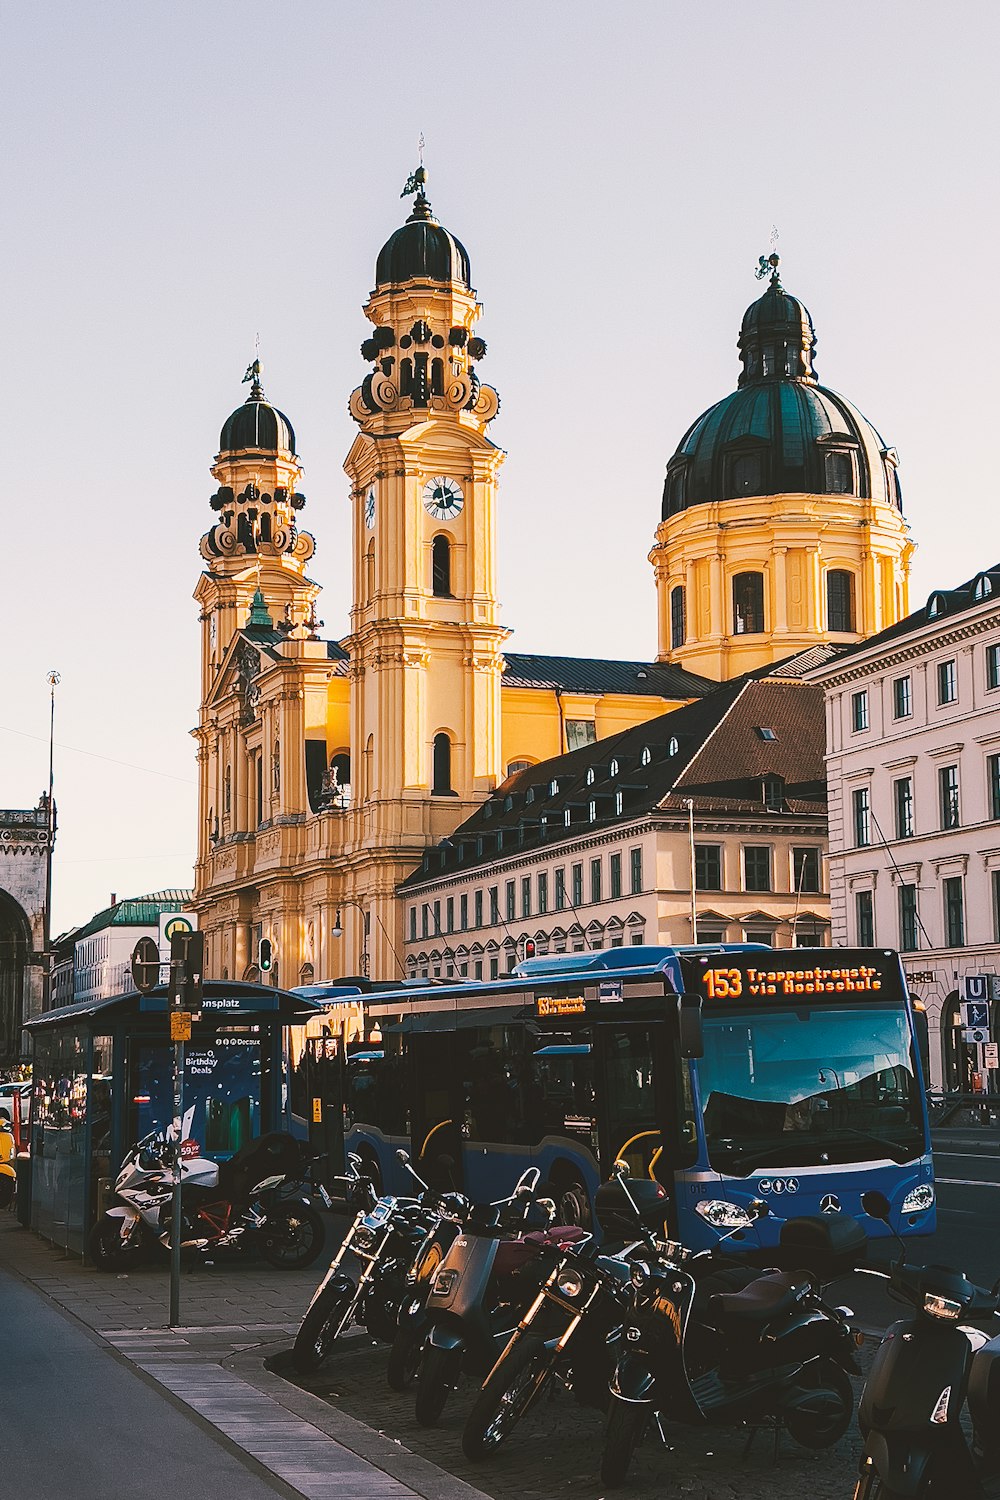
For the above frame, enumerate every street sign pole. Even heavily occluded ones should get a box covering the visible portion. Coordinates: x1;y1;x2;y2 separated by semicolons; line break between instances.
169;1020;184;1328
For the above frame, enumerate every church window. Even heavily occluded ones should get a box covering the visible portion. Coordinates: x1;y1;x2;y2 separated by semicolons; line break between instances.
670;585;685;648
666;468;686;515
430;357;444;396
432;732;454;795
731;453;762;495
399;357;412;396
733;571;765;634
785;343;800;377
825;451;853;493
566;719;597;752
827;569;855;632
432;535;452;597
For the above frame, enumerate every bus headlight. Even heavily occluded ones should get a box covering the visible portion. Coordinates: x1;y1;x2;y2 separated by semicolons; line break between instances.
695;1200;753;1230
901;1184;935;1215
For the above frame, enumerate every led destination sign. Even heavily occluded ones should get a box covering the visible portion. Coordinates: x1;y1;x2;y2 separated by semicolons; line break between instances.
536;995;586;1017
682;949;899;1005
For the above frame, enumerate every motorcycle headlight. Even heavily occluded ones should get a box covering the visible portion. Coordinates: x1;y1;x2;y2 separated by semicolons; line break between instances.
695;1199;753;1230
924;1292;962;1321
353;1226;377;1251
432;1269;458;1296
630;1261;651;1289
901;1184;935;1215
557;1271;584;1299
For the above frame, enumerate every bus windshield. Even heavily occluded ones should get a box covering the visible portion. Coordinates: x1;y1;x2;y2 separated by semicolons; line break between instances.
698;999;924;1175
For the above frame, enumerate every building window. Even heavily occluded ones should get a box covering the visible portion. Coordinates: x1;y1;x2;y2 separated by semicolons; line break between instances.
590;858;602;903
989;754;1000;821
474;890;483;928
432;733;453;794
610;852;622;898
944;876;965;947
894;776;914;839
827;569;855;631
731;452;762;494
409;907;417;942
474;960;483;979
825;451;853;493
421;904;429;939
993;870;1000;943
630;847;643;894
670;585;686;649
856;889;875;947
505;880;515;922
733;571;765;635
851;690;869;732
743;845;772;893
554;868;566;910
571;863;584;907
893;675;912;719
988;644;1000;691
695;844;722;890
538;872;549;915
899;883;918;952
566;719;597;752
762;774;785;811
490;957;499;980
446;897;454;934
937;659;957;705
521;876;531;919
489;886;499;923
630;932;645;946
853;786;871;847
431;534;452;597
745;928;775;947
460;893;468;931
507;759;531;776
939;765;960;829
792;847;820;893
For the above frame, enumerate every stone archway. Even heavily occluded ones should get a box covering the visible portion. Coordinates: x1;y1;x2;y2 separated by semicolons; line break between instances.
0;889;32;1066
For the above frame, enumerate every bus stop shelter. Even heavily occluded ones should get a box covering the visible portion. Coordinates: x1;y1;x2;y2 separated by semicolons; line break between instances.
22;980;326;1255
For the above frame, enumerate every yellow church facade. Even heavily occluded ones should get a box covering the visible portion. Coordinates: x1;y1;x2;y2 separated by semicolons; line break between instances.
190;183;912;985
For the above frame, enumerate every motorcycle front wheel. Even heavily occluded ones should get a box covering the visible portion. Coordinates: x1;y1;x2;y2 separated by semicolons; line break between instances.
88;1217;146;1272
260;1204;325;1270
415;1343;459;1427
292;1282;354;1373
462;1333;549;1460
852;1469;908;1500
387;1318;424;1391
600;1401;648;1488
784;1357;854;1450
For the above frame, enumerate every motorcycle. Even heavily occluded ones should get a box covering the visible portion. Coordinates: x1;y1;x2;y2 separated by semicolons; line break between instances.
600;1163;865;1487
89;1129;327;1271
414;1167;589;1427
853;1188;1000;1499
293;1150;464;1374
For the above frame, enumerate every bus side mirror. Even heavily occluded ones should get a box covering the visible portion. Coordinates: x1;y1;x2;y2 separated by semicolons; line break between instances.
678;993;704;1058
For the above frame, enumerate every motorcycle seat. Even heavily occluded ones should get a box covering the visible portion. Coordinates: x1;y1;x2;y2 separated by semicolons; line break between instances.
708;1270;810;1326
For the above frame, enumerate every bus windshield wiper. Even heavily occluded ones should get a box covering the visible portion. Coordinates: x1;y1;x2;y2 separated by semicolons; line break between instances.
712;1125;917;1175
815;1124;918;1164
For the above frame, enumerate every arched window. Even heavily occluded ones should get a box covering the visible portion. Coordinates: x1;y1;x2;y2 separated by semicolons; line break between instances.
670;584;685;649
399;357;412;396
825;450;853;493
731;453;762;495
432;732;454;795
432;535;451;596
366;540;375;600
733;571;765;634
272;737;280;795
827;569;855;632
430;357;444;395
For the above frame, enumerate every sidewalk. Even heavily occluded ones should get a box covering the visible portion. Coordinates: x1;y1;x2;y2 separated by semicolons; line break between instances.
0;1213;487;1500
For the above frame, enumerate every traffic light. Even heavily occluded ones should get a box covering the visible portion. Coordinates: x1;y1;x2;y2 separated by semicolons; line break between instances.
259;937;273;972
522;938;536;961
169;929;204;1011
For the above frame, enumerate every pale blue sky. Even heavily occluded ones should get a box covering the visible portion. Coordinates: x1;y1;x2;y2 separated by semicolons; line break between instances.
2;1;997;931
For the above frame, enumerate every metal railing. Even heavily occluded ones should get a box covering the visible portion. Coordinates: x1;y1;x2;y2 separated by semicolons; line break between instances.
928;1091;1000;1127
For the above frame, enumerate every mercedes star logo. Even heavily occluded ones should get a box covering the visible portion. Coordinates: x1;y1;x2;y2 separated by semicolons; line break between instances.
820;1193;842;1214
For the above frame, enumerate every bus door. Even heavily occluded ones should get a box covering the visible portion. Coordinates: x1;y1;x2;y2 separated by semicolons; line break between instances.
407;1029;466;1193
594;1021;677;1210
305;1035;345;1182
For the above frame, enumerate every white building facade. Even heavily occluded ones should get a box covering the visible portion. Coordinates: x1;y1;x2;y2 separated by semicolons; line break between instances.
806;568;1000;1091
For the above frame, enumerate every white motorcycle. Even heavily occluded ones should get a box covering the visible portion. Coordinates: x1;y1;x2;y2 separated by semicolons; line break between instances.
89;1128;326;1271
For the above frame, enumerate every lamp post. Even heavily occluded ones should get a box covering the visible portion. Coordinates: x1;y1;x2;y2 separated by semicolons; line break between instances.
685;797;698;945
331;899;370;978
44;671;60;1009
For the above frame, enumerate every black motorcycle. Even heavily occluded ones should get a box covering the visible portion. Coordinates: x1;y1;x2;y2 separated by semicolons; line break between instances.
293;1152;434;1372
601;1166;865;1486
414;1167;588;1426
386;1153;471;1392
853;1189;1000;1499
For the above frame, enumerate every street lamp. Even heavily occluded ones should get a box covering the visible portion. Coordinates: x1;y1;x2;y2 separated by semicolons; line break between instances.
44;670;60;1010
331;900;370;977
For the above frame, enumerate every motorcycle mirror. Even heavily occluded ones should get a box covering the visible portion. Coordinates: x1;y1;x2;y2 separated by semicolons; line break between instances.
861;1190;892;1223
613;1159;628;1178
395;1148;410;1164
537;1197;557;1222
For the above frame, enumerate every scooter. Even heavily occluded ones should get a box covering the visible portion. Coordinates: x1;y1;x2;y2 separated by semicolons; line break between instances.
853;1189;1000;1499
414;1166;589;1426
601;1163;864;1487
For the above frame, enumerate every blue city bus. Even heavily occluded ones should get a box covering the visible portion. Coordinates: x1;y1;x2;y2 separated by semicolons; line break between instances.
334;945;934;1252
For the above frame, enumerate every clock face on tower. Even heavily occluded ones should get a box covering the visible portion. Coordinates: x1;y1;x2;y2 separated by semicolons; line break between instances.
364;486;376;530
422;476;464;521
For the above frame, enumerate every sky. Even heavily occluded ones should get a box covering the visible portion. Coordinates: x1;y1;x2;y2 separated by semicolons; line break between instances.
1;1;998;934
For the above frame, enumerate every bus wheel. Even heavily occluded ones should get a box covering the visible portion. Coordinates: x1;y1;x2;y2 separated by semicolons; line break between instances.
553;1173;592;1230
